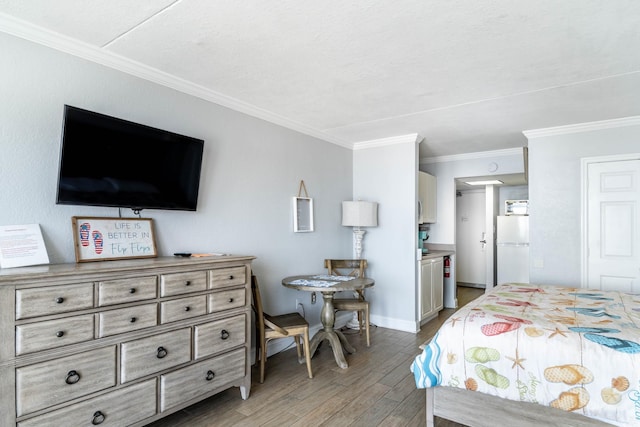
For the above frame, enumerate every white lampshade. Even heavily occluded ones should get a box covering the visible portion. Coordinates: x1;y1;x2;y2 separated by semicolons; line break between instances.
342;201;378;227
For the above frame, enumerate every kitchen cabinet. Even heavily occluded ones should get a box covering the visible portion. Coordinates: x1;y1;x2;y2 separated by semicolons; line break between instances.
419;257;444;323
418;171;437;224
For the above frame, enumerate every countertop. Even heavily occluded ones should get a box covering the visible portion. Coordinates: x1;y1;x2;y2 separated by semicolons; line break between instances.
421;250;454;260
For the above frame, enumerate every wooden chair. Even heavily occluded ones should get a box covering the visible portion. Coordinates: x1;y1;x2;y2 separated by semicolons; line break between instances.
251;274;313;383
324;259;370;347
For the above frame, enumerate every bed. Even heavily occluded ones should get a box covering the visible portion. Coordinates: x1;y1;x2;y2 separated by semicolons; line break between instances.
411;283;640;426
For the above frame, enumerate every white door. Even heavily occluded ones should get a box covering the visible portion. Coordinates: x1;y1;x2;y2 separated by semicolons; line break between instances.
587;159;640;292
456;190;486;287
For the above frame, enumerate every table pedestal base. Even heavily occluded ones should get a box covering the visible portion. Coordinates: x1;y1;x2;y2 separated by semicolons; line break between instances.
308;292;357;368
308;328;355;369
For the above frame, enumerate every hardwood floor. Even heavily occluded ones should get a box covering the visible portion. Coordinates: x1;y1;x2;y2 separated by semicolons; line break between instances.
147;287;484;427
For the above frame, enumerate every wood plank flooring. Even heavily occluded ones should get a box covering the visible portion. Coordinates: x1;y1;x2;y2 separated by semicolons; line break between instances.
147;287;483;427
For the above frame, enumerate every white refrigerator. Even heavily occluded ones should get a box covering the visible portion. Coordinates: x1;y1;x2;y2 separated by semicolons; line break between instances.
497;216;529;284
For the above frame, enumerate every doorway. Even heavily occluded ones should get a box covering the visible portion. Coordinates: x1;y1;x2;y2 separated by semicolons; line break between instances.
456;189;486;288
454;176;527;292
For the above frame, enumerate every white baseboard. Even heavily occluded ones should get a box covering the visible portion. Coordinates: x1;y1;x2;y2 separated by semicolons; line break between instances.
370;314;420;333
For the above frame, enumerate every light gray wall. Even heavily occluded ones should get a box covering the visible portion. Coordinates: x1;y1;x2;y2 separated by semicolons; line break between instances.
527;123;640;286
0;32;353;322
353;140;418;332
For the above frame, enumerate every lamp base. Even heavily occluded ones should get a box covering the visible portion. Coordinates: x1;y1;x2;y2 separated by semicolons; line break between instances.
345;311;361;330
353;229;366;259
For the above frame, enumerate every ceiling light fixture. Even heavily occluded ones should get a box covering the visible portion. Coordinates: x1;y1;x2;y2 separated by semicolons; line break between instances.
464;180;504;186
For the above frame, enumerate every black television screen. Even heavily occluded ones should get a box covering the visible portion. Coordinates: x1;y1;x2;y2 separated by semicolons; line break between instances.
56;105;204;211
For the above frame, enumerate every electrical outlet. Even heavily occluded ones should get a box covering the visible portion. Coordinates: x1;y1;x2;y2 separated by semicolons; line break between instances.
311;292;316;304
295;298;301;310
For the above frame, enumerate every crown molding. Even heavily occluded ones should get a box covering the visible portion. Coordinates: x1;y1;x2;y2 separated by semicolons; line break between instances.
421;147;523;164
0;13;351;148
523;116;640;139
352;133;423;150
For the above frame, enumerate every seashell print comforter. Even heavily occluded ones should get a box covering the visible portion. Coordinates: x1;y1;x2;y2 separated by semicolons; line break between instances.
411;283;640;426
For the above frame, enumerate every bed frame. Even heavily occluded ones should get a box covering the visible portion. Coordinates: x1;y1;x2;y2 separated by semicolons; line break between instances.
427;387;614;427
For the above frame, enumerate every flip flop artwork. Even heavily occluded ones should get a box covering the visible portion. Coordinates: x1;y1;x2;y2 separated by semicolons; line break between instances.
79;223;90;247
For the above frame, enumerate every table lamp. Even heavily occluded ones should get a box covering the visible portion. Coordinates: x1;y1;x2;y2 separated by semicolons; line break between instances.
342;201;378;259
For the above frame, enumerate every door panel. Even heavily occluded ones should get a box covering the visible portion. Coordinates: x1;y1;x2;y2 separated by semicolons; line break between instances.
587;159;640;292
456;190;486;286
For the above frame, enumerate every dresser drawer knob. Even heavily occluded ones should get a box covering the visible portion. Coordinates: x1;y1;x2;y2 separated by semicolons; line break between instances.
55;297;65;304
91;410;106;425
65;370;81;384
185;306;191;312
56;331;65;338
185;281;191;286
156;346;168;359
228;275;234;280
206;370;215;381
130;317;137;323
129;288;136;294
228;298;234;303
221;329;230;340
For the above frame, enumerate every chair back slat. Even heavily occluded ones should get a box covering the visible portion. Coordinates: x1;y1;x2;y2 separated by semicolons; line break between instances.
324;259;367;278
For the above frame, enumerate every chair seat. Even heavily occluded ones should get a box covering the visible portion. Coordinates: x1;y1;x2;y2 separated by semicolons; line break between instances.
267;312;308;328
332;299;368;310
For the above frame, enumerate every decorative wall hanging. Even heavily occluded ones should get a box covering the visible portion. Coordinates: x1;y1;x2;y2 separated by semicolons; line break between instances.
72;217;157;262
293;180;314;232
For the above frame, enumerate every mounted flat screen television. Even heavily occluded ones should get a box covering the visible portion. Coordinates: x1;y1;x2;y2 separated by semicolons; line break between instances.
56;105;204;212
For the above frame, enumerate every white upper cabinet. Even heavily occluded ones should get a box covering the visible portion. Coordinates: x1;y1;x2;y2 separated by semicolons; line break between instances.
418;171;437;224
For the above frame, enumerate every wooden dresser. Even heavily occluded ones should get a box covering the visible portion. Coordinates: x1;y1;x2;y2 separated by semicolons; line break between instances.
0;255;254;426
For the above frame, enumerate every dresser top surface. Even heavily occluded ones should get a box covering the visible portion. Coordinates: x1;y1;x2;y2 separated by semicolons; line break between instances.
0;255;255;284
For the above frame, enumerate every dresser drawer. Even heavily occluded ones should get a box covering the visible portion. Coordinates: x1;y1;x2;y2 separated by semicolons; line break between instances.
160;295;207;324
160;348;245;412
208;288;245;313
97;276;157;306
16;283;94;320
16;346;116;416
98;303;158;337
194;314;246;359
16;314;94;355
209;266;246;290
160;271;207;297
121;328;191;383
18;378;157;427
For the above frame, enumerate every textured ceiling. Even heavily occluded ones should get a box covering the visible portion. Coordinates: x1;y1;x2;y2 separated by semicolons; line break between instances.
1;0;639;158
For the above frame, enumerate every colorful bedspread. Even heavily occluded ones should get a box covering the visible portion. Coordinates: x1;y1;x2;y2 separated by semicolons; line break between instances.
411;283;640;426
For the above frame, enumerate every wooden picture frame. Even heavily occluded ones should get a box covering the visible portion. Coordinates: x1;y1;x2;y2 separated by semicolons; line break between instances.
293;197;314;232
72;217;157;262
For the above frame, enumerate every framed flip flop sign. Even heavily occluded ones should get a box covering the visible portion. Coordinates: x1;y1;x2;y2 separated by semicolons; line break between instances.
72;217;157;262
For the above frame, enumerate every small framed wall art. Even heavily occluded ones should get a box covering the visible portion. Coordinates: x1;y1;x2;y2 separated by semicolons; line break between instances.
72;217;157;262
293;197;314;232
292;180;314;233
